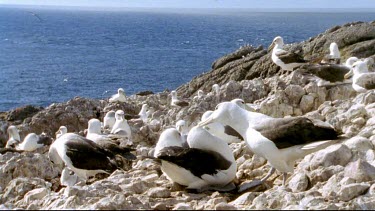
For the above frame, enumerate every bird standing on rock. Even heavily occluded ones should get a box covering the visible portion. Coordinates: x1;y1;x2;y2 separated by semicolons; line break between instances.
269;36;308;75
198;101;342;192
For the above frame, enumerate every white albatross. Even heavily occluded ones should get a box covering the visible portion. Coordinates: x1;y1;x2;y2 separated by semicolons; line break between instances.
198;102;342;192
16;132;53;151
170;90;189;107
154;126;237;192
109;88;126;103
55;126;68;139
138;104;149;123
269;36;307;74
103;111;116;131
344;60;375;93
5;126;21;148
111;110;132;137
321;42;341;64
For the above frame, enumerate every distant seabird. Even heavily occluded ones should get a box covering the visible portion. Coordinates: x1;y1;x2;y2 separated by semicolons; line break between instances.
154;126;236;192
171;90;189;107
212;84;220;96
138;104;149;123
269;36;307;74
5;126;21;149
198;102;341;192
48;133;124;180
111;110;132;137
321;42;341;64
16;132;53;151
345;60;375;93
55;126;68;139
103;111;116;130
109;88;126;103
193;90;205;100
86;118;135;161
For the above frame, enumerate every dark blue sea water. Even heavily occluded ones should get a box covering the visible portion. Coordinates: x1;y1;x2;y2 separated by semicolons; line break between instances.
1;6;375;112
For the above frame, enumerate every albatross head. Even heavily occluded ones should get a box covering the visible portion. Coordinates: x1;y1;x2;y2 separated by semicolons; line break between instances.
198;102;242;127
105;110;116;118
352;60;369;75
7;125;20;141
87;118;102;135
115;110;125;121
268;36;284;52
118;88;125;95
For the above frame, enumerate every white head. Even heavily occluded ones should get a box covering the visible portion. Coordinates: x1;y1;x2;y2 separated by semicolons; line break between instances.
115;110;125;121
175;120;187;134
7;125;20;141
118;88;125;95
329;42;340;59
154;128;185;157
55;126;67;139
104;110;116;119
201;110;213;121
87;118;102;134
271;36;284;49
352;60;369;75
345;57;359;68
197;90;204;97
140;104;148;112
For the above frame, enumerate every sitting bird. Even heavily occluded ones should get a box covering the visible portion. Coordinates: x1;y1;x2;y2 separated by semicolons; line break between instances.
170;90;189;107
109;88;126;103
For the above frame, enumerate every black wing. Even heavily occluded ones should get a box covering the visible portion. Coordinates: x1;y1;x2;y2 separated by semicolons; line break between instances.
301;63;350;82
254;117;340;149
37;134;53;146
157;146;231;178
276;50;307;64
65;138;117;171
224;125;244;141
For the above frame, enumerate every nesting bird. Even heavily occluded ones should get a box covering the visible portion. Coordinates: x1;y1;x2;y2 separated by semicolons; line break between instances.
16;132;53;151
170;90;189;107
5;126;21;148
49;133;125;180
212;84;220;96
269;36;307;74
103;111;116;131
55;126;68;139
198;102;341;192
109;88;126;103
154;126;237;192
321;42;341;64
111;110;132;137
344;60;375;93
138;104;149;123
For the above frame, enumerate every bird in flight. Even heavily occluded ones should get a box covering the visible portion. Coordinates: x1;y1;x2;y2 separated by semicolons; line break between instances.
27;11;43;22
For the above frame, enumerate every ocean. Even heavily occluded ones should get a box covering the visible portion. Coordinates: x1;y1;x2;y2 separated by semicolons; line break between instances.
1;6;375;112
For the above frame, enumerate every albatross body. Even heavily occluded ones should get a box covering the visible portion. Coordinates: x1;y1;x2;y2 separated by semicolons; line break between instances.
16;132;53;151
170;90;189;107
5;126;21;149
198;102;341;192
270;36;307;73
103;111;116;130
345;60;375;93
48;133;121;180
109;88;126;103
154;127;236;192
111;110;132;137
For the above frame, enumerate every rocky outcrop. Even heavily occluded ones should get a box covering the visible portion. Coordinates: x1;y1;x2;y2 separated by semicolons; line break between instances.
1;20;375;210
177;21;375;98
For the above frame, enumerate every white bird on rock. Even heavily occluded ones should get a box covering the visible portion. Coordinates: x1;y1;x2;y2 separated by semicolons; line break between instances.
109;88;126;103
170;90;189;107
55;126;68;139
154;126;237;192
103;111;116;131
198;102;342;192
111;110;132;137
345;60;375;93
269;36;307;74
321;42;341;64
5;126;21;149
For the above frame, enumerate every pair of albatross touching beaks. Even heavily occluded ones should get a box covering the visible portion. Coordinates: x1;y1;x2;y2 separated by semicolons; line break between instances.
198;101;343;192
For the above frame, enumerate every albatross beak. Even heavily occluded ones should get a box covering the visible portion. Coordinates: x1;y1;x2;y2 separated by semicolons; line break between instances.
197;116;214;127
344;69;353;79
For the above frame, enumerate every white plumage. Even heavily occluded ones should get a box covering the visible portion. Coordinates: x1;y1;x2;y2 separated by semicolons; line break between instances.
111;110;131;137
138;104;149;123
109;88;126;103
55;126;67;139
5;126;21;148
103;111;116;130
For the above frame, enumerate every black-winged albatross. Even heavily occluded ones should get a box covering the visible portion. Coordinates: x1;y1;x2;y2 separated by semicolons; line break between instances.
109;88;126;103
344;60;375;93
86;118;136;161
48;133;124;180
170;90;189;107
299;63;351;86
269;36;307;74
198;102;341;192
154;126;237;192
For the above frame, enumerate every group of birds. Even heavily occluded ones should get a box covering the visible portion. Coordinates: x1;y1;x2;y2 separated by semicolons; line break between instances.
2;35;372;194
269;35;375;92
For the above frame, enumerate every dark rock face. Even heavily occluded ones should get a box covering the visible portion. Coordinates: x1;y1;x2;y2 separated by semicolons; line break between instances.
6;105;44;123
177;21;375;98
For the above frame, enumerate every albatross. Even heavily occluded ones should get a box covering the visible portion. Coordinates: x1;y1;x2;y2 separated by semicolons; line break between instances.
103;111;116;131
5;126;21;149
170;90;189;107
344;60;375;93
198;102;342;192
154;126;236;192
48;133;125;180
321;42;341;64
269;36;307;74
109;88;126;103
111;110;132;137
